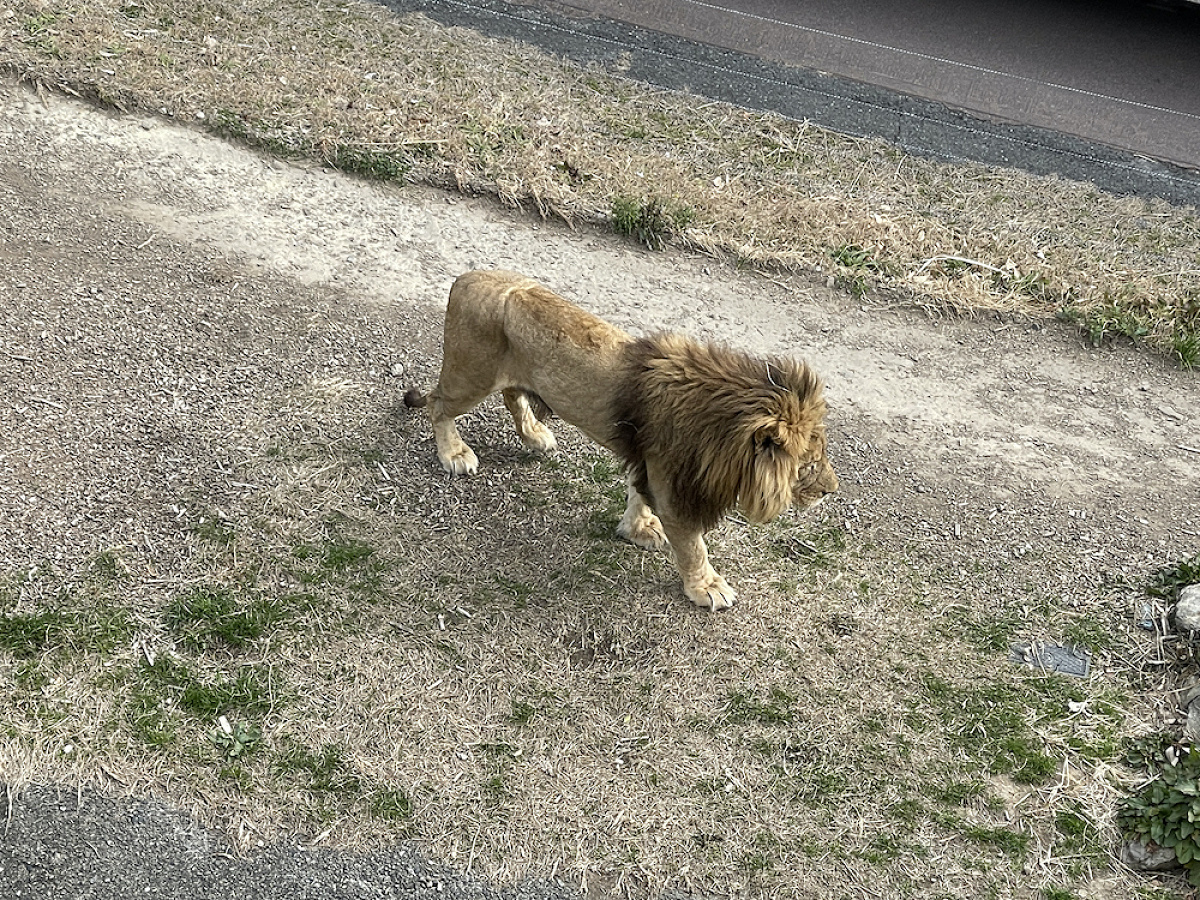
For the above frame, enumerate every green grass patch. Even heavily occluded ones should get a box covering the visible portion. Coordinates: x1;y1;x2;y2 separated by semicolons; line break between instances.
140;654;280;719
276;741;363;795
1058;301;1153;350
0;606;133;659
326;144;409;182
922;673;1062;784
611;194;694;250
369;787;415;822
724;685;796;726
164;585;296;651
293;536;377;571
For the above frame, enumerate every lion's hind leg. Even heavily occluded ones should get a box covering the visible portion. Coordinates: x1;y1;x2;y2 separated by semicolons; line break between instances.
423;387;482;475
502;389;557;454
616;473;668;551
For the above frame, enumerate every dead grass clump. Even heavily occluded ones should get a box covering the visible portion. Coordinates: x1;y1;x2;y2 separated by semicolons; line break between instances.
2;0;1198;362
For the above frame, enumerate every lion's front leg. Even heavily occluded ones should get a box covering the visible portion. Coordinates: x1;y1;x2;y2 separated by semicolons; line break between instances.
661;521;736;611
616;475;668;550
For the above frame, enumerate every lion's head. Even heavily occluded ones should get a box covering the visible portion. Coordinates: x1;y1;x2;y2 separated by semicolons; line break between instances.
612;335;837;530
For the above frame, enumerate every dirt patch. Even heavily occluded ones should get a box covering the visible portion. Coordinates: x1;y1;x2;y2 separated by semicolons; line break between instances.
2;80;1199;899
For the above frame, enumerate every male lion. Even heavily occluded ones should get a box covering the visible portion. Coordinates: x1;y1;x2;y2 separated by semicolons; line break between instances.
404;270;837;610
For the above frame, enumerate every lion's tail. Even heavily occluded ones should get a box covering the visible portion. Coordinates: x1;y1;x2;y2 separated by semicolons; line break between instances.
403;388;428;408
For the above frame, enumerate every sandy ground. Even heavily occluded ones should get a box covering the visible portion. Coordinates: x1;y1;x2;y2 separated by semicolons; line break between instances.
1;78;1200;897
4;80;1195;546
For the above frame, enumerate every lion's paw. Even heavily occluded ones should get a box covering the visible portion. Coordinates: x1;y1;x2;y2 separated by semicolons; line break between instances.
684;572;737;611
520;423;558;454
618;513;669;551
439;446;479;476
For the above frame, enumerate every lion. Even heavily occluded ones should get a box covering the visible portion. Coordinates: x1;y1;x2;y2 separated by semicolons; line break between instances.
404;269;838;610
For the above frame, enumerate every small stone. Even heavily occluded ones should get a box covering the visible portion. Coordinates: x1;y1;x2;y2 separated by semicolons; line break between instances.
390;362;406;378
1120;838;1180;872
1173;584;1200;633
1188;703;1200;744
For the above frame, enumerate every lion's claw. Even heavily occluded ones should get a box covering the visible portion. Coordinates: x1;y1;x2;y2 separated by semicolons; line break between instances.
618;513;669;551
520;424;557;454
685;573;737;611
439;446;479;476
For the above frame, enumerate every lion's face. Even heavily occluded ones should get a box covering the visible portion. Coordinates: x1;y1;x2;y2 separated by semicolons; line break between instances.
738;383;836;525
791;428;839;511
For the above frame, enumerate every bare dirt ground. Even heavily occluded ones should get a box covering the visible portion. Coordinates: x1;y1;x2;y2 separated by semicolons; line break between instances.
2;78;1200;899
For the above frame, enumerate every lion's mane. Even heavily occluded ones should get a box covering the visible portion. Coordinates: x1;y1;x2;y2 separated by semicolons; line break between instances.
610;334;828;531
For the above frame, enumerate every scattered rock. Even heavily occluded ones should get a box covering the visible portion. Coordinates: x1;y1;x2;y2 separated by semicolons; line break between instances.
1120;838;1180;872
389;361;406;378
1008;641;1090;678
1173;583;1200;632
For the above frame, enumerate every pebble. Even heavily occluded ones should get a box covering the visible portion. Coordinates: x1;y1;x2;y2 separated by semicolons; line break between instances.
1173;583;1200;632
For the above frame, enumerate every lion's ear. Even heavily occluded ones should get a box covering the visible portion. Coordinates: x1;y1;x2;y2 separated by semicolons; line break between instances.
754;425;784;453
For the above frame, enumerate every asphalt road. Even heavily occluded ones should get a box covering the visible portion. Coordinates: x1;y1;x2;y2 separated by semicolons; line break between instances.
389;0;1200;205
2;784;578;900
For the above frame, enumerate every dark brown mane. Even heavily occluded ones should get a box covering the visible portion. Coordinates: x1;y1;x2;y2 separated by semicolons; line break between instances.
610;334;824;531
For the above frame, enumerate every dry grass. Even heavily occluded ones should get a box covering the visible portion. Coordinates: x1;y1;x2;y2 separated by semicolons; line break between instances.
2;0;1198;364
0;368;1156;898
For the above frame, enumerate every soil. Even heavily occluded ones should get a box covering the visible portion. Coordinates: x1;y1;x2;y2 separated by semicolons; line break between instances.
2;77;1199;897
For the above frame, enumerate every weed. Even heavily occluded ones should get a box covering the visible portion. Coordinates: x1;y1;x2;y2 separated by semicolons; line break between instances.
1118;742;1200;886
829;243;890;275
211;720;262;759
611;195;694;250
1147;553;1200;604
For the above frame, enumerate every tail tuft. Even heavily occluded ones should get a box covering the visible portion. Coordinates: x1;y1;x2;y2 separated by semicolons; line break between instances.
403;388;427;408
